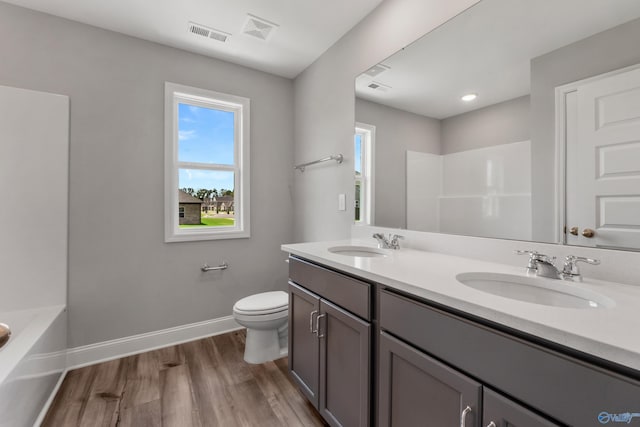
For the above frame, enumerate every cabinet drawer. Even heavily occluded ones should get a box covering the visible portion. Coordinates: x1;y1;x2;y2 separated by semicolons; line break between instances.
289;257;371;321
379;289;640;426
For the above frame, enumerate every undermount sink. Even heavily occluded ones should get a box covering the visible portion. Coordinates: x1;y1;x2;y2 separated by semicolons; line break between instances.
328;245;389;258
456;272;615;309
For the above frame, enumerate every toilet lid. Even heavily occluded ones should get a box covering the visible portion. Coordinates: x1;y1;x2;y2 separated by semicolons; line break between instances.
234;291;288;315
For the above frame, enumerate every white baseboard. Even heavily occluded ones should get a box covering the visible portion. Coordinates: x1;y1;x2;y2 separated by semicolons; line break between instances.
66;316;242;370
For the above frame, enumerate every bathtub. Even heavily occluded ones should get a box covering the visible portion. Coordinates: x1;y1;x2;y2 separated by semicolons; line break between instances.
0;305;66;427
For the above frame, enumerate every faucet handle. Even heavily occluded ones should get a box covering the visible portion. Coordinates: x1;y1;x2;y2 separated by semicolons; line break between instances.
515;249;539;257
562;255;600;281
516;250;538;270
515;250;554;262
389;234;404;249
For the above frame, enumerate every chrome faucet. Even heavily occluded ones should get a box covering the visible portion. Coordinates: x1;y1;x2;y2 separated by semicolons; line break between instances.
517;250;560;279
373;233;404;250
516;250;600;281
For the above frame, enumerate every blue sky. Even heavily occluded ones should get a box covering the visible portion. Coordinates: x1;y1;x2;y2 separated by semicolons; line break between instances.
178;103;235;191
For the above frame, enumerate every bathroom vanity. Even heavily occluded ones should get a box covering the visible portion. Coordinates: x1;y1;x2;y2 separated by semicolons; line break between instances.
288;257;372;427
283;241;640;427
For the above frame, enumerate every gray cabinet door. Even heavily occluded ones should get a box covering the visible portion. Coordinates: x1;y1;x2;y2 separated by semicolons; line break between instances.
289;282;321;408
379;332;482;427
318;299;371;427
483;388;560;427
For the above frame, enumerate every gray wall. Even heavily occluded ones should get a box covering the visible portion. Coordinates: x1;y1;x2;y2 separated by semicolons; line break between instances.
293;0;480;242
0;3;294;347
441;95;530;154
530;17;640;242
355;98;440;228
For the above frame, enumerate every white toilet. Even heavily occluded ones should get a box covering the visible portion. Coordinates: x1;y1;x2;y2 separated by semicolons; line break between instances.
232;291;289;364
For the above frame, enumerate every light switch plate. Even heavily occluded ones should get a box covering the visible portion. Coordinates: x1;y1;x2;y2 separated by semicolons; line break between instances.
338;194;346;211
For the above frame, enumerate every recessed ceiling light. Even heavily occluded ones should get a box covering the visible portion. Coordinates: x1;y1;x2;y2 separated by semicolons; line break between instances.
461;93;477;102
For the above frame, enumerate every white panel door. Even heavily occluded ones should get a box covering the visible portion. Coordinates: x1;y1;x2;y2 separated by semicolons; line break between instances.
567;67;640;249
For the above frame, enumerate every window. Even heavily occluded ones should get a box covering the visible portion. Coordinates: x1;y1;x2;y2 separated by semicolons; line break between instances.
355;123;375;225
165;82;250;242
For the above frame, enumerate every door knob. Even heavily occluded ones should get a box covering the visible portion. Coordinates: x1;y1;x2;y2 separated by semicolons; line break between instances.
569;226;579;236
582;228;595;238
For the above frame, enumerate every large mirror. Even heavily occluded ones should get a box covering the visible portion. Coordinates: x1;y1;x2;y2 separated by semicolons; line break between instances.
355;0;640;251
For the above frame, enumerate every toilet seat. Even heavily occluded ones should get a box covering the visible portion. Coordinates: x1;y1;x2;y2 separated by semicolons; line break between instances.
233;291;288;316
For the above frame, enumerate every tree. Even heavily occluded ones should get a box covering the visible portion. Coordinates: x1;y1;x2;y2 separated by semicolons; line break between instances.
180;187;195;196
196;188;209;200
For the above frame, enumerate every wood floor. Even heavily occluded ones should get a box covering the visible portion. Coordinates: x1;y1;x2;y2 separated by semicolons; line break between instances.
42;330;327;426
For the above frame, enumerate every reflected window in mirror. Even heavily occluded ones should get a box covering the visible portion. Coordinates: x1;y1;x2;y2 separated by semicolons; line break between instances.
355;123;375;225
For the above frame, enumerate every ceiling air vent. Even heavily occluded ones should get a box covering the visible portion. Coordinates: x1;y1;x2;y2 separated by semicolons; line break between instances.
188;22;230;43
242;14;279;41
368;82;391;92
363;64;390;78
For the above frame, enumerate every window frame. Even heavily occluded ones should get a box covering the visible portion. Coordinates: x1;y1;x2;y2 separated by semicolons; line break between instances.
355;122;375;225
164;82;250;242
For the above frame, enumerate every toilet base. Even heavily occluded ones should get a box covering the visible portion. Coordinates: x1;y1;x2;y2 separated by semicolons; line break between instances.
243;328;288;364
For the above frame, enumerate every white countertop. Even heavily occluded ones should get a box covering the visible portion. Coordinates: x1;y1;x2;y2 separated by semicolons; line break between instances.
282;240;640;373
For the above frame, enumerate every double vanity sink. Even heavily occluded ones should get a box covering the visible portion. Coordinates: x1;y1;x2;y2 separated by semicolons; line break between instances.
329;244;616;310
284;239;640;426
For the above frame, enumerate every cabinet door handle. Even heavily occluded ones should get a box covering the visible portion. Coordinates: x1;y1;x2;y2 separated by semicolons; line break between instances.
486;422;496;427
309;310;318;333
460;405;472;427
316;313;326;338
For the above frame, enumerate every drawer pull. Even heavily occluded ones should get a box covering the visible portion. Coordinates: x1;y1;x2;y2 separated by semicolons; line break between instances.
309;310;318;333
486;422;496;427
316;313;326;338
460;405;472;427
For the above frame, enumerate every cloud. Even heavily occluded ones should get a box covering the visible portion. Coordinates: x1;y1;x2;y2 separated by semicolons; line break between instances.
179;129;197;141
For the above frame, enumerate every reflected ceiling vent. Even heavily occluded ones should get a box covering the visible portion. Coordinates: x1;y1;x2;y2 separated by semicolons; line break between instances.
363;64;390;78
188;22;231;43
368;81;391;92
242;14;279;41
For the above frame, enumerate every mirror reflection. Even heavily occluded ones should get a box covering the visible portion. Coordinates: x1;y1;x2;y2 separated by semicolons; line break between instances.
355;0;640;250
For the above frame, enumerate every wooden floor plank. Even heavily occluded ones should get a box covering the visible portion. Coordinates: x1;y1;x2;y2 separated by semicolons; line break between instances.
43;330;326;427
121;350;161;409
159;363;202;427
79;358;128;426
182;339;237;426
119;400;161;427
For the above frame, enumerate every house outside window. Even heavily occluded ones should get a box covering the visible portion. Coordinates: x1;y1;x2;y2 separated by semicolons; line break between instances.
165;82;250;242
355;122;375;225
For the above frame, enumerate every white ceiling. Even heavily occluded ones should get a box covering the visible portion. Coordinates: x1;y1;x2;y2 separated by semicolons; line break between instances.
356;0;640;119
2;0;384;78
